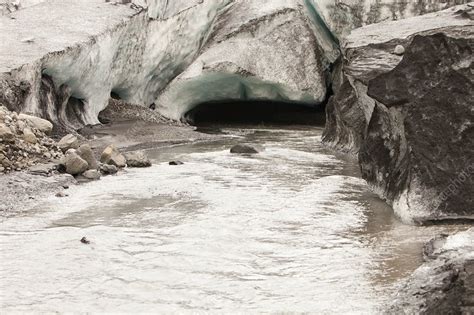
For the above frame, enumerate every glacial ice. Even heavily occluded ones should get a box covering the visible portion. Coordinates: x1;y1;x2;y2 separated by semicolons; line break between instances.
0;0;469;124
156;0;332;120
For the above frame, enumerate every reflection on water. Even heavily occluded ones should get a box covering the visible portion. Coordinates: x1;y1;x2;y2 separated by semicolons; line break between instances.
0;126;468;313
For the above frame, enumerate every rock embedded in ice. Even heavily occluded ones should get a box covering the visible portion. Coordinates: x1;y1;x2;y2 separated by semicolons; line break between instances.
393;45;405;55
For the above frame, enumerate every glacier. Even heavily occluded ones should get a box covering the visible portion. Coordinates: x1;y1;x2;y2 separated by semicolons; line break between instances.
0;0;469;125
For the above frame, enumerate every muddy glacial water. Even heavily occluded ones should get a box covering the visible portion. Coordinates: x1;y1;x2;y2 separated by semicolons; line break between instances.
0;126;468;313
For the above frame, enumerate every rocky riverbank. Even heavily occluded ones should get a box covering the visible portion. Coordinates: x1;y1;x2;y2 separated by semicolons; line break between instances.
0;101;221;216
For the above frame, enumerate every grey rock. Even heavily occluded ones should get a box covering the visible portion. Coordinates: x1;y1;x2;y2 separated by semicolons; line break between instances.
77;144;97;170
124;151;151;168
55;191;68;198
82;169;101;180
100;144;126;168
230;144;261;154
28;163;57;176
58;134;79;152
169;161;184;166
0;123;14;142
23;127;37;144
100;163;118;175
65;151;88;175
18;113;53;135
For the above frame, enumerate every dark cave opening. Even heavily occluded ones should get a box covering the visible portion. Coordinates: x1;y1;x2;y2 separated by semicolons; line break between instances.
184;100;326;127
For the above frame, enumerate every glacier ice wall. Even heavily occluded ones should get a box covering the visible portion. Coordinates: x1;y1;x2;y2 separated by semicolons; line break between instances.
0;0;231;125
155;0;333;121
0;0;470;125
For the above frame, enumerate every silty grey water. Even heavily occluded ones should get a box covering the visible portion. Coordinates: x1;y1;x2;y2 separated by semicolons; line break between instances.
0;126;468;313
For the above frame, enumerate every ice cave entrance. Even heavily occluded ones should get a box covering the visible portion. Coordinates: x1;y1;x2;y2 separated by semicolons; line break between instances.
184;100;326;126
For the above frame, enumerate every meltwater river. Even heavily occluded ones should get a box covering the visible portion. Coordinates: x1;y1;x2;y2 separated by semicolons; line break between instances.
0;126;467;313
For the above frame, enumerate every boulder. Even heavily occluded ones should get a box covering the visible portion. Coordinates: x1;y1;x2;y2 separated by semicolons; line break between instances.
124;151;151;168
77;144;97;170
100;144;126;168
58;134;79;152
230;144;261;154
23;127;37;144
65;151;88;175
0;123;14;142
82;169;101;180
99;163;118;175
18;113;53;135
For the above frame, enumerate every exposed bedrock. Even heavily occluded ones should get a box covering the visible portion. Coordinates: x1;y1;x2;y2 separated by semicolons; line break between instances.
323;5;474;223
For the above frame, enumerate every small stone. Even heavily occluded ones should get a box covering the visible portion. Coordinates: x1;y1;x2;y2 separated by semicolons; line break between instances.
21;37;35;43
58;134;79;152
55;191;68;198
80;237;90;244
169;161;184;165
23;128;37;144
124;151;151;168
394;45;405;55
82;169;101;180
